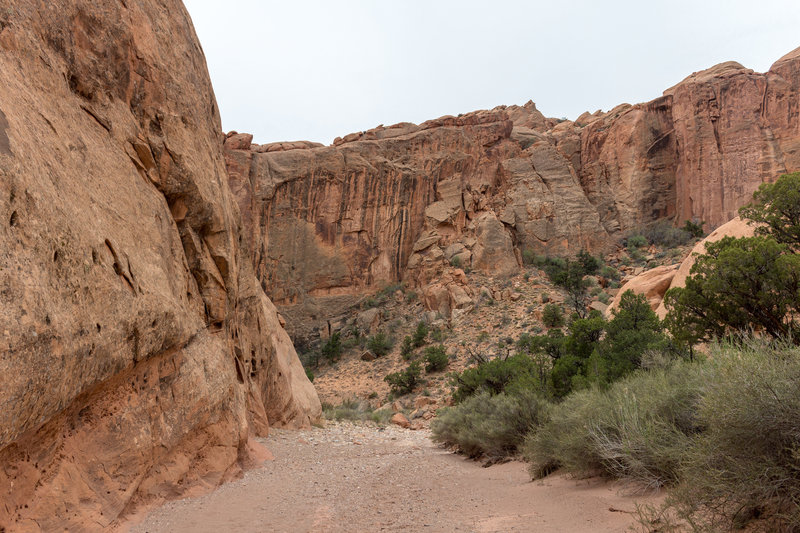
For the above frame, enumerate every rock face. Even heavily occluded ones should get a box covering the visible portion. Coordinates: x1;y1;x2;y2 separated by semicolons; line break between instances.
0;1;319;530
225;48;800;341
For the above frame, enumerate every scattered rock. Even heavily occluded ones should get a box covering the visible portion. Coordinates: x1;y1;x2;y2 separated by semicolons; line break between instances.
390;413;411;428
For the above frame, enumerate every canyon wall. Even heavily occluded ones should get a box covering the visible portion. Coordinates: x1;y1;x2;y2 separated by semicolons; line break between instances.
0;1;319;530
224;48;800;340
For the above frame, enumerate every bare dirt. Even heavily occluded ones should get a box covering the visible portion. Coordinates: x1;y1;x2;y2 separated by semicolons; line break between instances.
130;422;661;533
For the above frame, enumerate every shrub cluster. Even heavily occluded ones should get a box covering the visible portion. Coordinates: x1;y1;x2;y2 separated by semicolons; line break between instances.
384;361;422;395
366;331;393;357
424;345;449;372
432;390;548;458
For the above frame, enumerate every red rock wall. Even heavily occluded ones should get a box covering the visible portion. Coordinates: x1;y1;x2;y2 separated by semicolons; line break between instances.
224;49;800;329
0;1;319;530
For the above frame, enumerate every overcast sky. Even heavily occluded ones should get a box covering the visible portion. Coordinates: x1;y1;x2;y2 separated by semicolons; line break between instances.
184;1;800;145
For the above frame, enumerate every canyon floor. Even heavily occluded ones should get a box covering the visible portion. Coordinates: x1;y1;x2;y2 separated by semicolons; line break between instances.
130;422;661;533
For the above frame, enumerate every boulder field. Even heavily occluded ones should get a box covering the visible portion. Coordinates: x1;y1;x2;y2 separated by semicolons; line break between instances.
0;1;319;530
224;47;800;341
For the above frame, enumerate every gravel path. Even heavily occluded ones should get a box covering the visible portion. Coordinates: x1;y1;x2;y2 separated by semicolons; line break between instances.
130;422;659;532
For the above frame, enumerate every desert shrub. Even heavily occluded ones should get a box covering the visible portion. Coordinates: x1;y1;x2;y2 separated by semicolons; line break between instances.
366;331;393;357
639;220;694;248
626;234;648;249
321;332;342;363
681;219;705;238
299;349;321;369
541;303;564;328
451;353;539;403
432;390;548;459
305;368;314;382
523;360;704;486
598;292;610;304
450;255;462;268
644;342;800;531
412;321;429;347
424;345;449;372
400;335;415;360
384;361;422;395
576;249;601;275
323;399;392;424
405;290;418;303
430;327;445;342
600;265;620;281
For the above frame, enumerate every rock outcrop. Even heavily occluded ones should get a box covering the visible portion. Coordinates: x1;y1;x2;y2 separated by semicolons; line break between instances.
225;48;800;342
0;1;319;530
606;264;680;316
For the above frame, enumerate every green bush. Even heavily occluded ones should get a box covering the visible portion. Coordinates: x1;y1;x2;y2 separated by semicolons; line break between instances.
626;234;648;249
412;321;429;347
424;345;449;372
321;332;342;363
521;248;538;265
384;361;422;395
322;399;392;424
643;342;800;531
305;368;314;382
541;303;564;328
681;219;705;238
367;331;393;357
523;360;704;486
642;220;694;248
432;390;548;459
400;335;415;360
600;265;620;281
450;255;462;268
450;353;539;403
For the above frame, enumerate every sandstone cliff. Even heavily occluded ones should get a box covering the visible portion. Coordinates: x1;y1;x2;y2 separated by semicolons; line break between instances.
225;49;800;341
0;1;319;530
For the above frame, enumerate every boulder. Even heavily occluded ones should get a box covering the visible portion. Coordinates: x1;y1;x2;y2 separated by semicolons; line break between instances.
390;413;411;429
471;212;520;276
606;264;680;316
357;308;381;333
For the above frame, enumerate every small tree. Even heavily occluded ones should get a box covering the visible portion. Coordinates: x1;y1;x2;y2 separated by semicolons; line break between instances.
681;219;705;238
321;332;342;363
412;321;429;347
384;361;422;395
599;290;667;382
400;335;415;360
424;345;449;372
551;259;592;318
664;173;800;348
367;331;394;357
541;304;565;328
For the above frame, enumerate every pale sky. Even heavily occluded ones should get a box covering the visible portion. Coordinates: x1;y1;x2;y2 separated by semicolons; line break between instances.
184;1;800;145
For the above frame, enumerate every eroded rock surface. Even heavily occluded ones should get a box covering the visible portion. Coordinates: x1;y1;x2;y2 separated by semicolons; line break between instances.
225;48;800;342
0;1;319;530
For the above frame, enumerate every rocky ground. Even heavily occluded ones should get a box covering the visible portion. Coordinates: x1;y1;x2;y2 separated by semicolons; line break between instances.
130;422;662;532
309;240;693;421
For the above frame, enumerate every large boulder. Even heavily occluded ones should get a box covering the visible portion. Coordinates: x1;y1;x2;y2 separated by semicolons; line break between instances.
0;1;319;530
471;212;521;276
606;264;680;316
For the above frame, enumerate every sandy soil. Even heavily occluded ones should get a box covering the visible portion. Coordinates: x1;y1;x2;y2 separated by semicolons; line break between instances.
130;422;660;533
